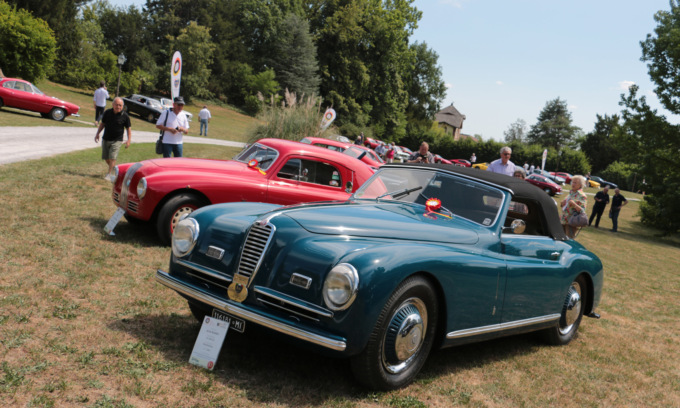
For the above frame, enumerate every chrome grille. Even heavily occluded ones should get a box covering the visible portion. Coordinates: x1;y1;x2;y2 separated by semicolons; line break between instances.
236;222;274;279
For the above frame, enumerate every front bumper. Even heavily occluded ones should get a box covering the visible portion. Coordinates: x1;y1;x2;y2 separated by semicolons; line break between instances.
156;269;347;352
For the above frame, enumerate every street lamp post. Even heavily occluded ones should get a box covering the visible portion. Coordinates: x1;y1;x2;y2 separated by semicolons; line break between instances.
116;53;126;97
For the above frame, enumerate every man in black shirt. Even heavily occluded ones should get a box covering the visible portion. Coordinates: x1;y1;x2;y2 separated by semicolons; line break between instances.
609;188;628;232
94;97;131;181
589;186;610;228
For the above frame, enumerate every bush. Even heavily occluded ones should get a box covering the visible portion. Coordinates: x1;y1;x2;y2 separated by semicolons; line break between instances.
600;161;641;191
244;94;262;116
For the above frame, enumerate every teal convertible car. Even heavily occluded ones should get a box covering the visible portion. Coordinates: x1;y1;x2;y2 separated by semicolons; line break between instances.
157;163;603;390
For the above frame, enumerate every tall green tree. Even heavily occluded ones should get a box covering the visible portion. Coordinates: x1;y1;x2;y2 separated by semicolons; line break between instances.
580;114;622;174
640;0;680;114
526;97;581;149
619;85;680;234
504;118;527;143
0;1;56;81
268;13;321;97
6;0;87;74
405;41;447;123
307;0;422;138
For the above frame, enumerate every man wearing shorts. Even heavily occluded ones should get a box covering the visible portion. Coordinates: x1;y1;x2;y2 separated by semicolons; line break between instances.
94;97;131;181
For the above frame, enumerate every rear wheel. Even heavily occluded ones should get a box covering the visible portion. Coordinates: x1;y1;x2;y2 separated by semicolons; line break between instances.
156;193;207;245
350;276;438;390
147;112;155;122
542;275;587;345
49;108;66;121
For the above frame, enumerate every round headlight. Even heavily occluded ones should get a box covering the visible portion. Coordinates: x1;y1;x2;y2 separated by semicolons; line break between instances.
137;177;147;199
172;218;199;258
323;263;359;311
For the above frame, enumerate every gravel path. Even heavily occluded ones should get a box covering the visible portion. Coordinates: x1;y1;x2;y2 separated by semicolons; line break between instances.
0;126;245;165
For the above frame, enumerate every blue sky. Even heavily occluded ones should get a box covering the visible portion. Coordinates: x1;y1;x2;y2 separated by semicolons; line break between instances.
112;0;676;141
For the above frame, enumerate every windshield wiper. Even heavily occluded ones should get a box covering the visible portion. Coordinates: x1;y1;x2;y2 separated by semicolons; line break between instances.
377;186;423;200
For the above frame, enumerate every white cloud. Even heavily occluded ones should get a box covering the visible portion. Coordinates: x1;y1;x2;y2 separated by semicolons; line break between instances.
445;83;453;89
618;80;635;90
496;81;504;86
568;105;578;110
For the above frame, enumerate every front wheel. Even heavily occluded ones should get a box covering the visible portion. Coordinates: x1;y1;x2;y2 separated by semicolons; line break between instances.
49;108;66;121
542;275;587;345
156;193;207;245
147;113;155;122
350;276;438;390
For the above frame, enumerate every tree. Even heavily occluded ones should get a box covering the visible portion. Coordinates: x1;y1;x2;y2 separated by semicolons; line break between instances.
640;0;680;114
268;13;321;97
580;114;622;174
504;118;527;143
619;85;680;234
6;0;88;74
0;2;56;82
526;98;581;149
167;21;216;100
405;41;447;123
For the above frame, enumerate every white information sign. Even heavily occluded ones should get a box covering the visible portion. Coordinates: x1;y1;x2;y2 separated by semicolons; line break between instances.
189;316;230;370
103;207;126;236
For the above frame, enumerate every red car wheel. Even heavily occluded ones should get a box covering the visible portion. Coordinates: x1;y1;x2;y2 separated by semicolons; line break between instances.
156;193;207;245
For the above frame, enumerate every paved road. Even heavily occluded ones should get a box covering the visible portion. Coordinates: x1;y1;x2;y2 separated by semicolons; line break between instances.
0;126;245;166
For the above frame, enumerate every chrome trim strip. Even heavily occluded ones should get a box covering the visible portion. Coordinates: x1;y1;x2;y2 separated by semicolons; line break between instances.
157;270;346;351
446;314;560;339
176;259;232;284
253;286;334;318
256;298;320;322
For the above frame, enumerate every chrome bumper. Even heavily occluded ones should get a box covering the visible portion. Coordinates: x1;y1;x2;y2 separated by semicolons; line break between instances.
156;270;347;352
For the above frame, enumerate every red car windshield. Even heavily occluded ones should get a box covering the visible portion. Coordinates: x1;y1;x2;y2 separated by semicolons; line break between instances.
234;143;279;170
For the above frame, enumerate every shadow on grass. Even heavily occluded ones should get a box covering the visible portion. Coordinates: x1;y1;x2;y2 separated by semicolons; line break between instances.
83;216;164;248
109;313;368;403
109;309;548;403
583;220;680;249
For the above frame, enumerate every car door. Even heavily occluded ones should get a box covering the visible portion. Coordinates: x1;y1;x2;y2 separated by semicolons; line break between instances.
266;156;352;205
499;200;569;322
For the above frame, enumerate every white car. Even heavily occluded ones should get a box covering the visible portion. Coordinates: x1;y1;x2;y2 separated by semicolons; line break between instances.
392;146;410;162
159;97;193;122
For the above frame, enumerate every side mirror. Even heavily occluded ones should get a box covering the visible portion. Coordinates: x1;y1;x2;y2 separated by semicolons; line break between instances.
345;181;353;193
503;219;526;234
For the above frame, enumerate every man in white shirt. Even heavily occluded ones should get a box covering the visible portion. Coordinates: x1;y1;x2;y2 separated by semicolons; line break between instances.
486;146;516;177
93;81;109;126
198;105;211;136
156;96;190;157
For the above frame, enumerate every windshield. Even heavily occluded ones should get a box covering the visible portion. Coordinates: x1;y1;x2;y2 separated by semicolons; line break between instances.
354;168;505;226
234;143;279;170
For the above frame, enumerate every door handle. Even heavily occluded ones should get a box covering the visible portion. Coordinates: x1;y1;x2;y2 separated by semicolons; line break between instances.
551;252;561;260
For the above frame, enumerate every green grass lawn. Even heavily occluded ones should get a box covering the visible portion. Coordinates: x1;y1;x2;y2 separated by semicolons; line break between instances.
0;146;678;407
0;80;258;144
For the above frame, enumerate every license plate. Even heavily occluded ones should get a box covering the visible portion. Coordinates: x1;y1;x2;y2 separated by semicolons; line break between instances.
211;309;245;333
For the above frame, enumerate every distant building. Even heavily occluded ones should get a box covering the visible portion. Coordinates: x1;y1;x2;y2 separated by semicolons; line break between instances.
436;104;467;141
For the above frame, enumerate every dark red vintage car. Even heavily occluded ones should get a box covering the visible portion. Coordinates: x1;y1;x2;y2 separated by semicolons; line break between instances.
0;78;80;121
110;138;375;244
526;174;562;196
301;136;384;169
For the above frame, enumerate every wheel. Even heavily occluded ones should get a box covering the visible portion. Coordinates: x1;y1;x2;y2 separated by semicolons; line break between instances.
542;275;587;345
49;108;66;121
350;276;438;390
147;112;155;122
156;193;206;245
544;187;552;194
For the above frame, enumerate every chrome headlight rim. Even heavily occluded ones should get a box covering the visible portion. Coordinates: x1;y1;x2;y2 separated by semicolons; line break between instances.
323;263;359;311
137;177;147;199
171;217;200;258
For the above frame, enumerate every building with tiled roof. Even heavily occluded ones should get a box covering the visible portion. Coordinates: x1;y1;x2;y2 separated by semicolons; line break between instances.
436;104;467;141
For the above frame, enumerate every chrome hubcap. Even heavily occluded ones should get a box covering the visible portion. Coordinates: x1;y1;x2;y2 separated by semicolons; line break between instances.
382;298;427;374
559;282;582;335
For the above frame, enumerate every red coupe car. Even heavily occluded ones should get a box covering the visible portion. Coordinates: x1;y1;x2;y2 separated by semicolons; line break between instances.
433;154;453;165
451;159;472;167
526;174;562;196
551;172;573;184
0;77;80;121
110;138;375;244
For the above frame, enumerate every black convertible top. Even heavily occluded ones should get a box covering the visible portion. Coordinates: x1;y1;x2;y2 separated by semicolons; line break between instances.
387;163;568;240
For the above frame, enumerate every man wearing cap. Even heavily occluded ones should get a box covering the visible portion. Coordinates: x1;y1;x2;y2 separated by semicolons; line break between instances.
156;96;190;157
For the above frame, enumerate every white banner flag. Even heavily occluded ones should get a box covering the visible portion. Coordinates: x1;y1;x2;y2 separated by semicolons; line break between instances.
541;149;548;171
171;51;182;100
320;108;336;130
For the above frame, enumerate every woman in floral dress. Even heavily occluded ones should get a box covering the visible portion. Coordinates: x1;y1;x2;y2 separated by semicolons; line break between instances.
560;175;587;238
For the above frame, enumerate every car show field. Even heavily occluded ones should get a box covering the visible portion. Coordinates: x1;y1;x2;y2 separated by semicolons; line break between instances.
1;142;679;407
